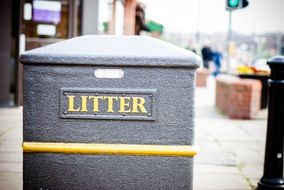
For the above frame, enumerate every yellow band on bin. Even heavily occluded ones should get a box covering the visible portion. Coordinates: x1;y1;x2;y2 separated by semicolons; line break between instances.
23;142;197;157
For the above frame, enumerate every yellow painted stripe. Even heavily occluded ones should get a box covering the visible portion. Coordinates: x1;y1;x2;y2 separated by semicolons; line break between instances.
23;142;197;157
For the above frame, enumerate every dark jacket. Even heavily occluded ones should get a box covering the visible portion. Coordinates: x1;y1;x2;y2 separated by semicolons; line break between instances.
201;47;213;61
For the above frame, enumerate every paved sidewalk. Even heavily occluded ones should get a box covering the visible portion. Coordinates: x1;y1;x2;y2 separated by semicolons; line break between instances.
194;78;267;190
0;107;22;189
0;77;267;190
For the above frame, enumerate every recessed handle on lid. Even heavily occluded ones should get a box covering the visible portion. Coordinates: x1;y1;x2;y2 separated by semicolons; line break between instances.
94;69;124;79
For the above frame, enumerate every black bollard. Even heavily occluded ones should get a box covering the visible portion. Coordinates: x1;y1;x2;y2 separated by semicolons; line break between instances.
258;56;284;190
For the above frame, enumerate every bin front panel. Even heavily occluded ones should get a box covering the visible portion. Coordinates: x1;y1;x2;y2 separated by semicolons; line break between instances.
23;65;195;145
24;154;193;190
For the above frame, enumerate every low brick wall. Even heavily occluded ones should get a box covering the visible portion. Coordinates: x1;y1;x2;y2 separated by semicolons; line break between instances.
196;68;210;87
216;75;262;119
215;75;239;114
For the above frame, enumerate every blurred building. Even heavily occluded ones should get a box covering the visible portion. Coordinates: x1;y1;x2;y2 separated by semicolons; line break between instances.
0;0;138;107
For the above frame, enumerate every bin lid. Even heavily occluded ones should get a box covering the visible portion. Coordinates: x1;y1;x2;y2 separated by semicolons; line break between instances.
21;35;200;68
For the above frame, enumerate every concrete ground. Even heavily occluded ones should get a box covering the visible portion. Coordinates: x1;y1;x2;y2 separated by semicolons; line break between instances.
0;107;22;189
194;78;267;190
0;77;267;190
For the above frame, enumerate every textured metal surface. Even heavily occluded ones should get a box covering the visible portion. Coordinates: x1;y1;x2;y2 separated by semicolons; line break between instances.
23;66;195;145
22;36;200;189
24;154;193;190
20;35;200;68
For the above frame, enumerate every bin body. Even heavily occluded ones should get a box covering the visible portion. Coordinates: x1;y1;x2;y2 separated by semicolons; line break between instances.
21;36;200;190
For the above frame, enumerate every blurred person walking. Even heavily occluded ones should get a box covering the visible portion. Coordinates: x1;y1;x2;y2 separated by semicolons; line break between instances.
201;44;213;69
212;50;222;76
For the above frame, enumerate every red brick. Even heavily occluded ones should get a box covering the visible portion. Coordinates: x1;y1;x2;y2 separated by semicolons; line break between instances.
227;79;261;119
196;68;210;87
124;0;136;35
215;75;239;113
215;75;262;119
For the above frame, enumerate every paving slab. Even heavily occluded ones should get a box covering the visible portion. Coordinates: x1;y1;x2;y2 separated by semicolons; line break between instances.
0;173;22;190
194;172;251;190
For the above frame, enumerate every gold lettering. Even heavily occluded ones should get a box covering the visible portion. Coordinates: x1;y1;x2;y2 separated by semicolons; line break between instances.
80;96;88;112
104;96;118;112
88;96;103;112
67;94;149;114
67;95;81;112
118;97;131;113
132;97;147;113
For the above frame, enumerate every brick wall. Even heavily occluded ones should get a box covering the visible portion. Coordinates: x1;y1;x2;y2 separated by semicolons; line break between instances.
196;68;210;87
215;75;239;114
216;75;262;119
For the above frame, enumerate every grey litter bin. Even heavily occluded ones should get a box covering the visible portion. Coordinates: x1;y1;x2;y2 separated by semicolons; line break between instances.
21;35;200;190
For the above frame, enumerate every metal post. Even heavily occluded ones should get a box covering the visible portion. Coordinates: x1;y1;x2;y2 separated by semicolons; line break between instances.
277;32;282;55
227;10;232;73
258;56;284;190
228;11;232;42
16;0;24;106
0;0;12;107
195;0;200;46
82;0;99;35
108;0;116;35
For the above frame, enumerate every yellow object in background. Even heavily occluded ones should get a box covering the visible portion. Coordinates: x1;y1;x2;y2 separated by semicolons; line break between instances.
237;65;254;74
237;65;270;75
